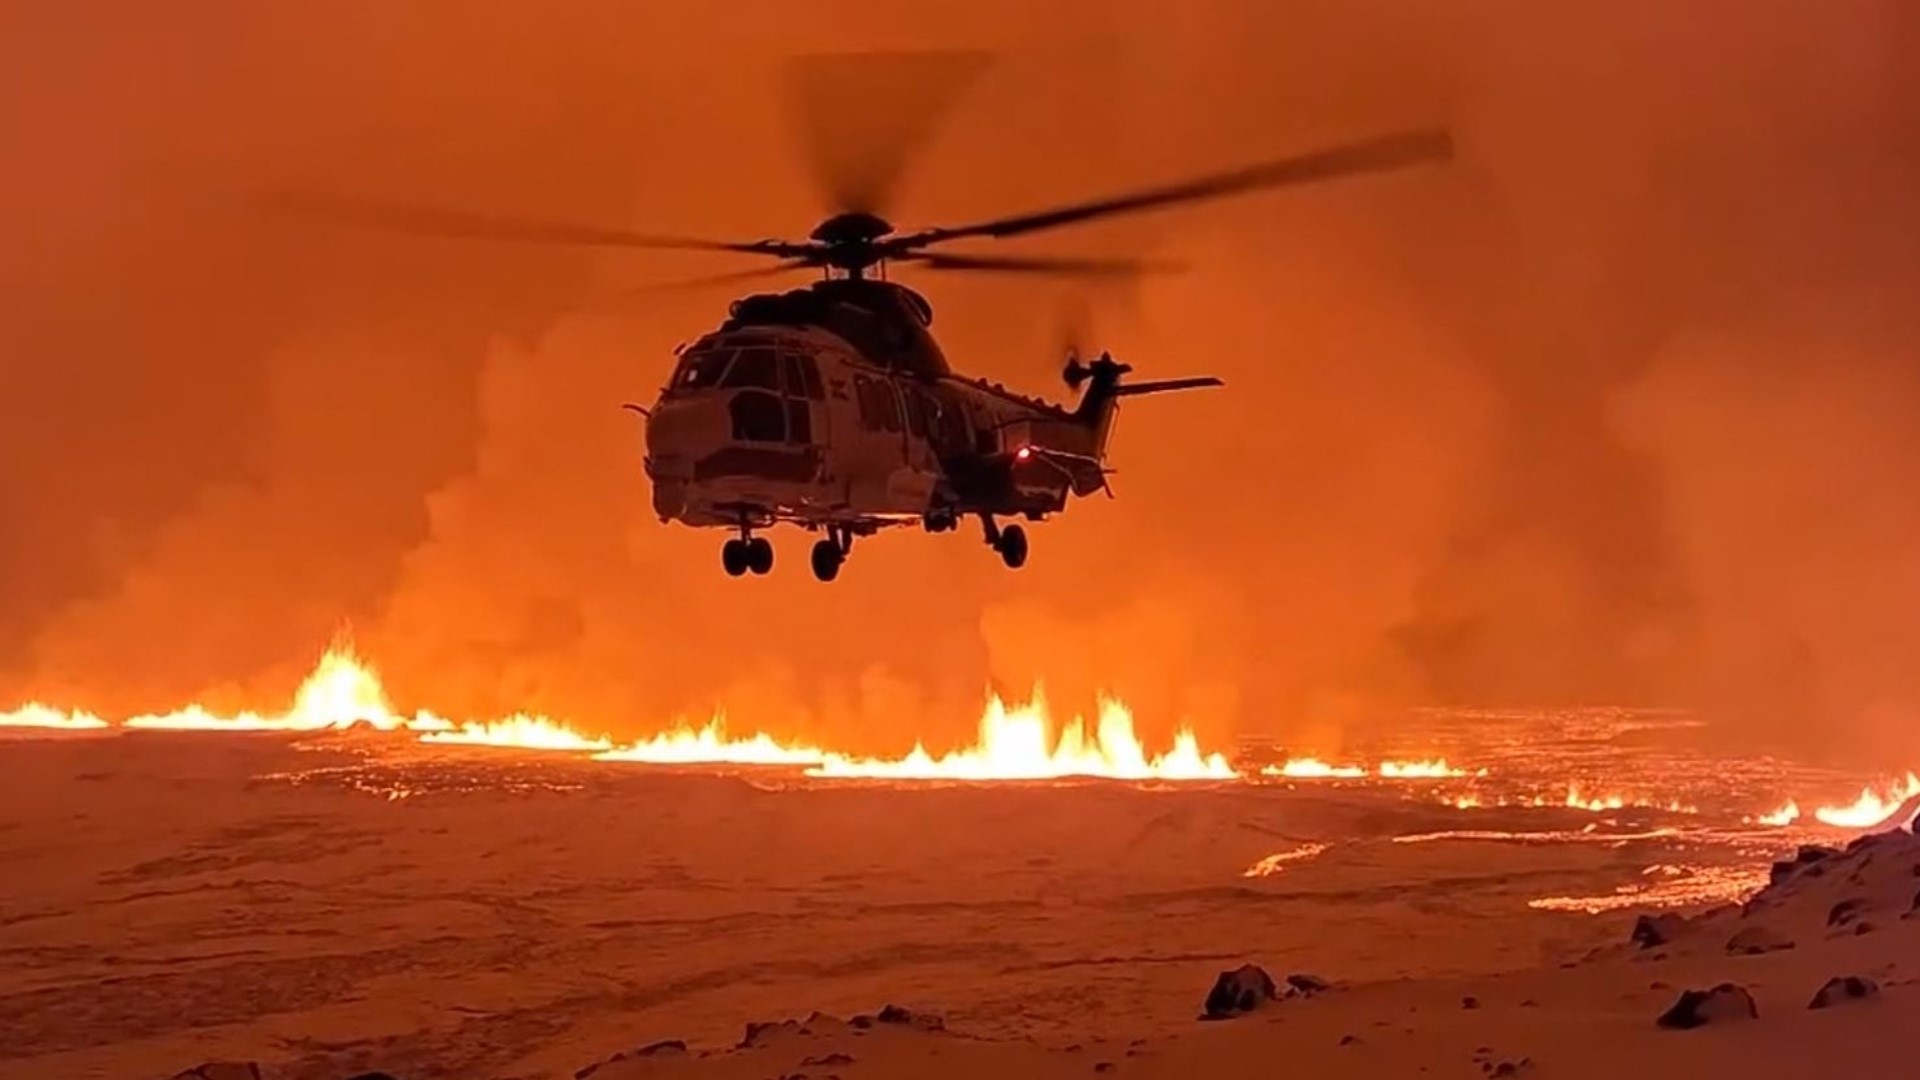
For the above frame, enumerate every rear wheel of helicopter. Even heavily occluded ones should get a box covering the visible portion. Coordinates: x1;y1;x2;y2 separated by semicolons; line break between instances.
996;524;1029;569
810;538;843;582
745;537;774;575
721;539;750;577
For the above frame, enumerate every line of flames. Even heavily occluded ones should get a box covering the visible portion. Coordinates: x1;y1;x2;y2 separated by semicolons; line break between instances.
4;646;1917;817
0;646;1232;782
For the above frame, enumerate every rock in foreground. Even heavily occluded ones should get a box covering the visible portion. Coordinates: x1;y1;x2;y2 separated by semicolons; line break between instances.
171;1066;263;1080
1656;984;1758;1030
1286;972;1333;997
1725;925;1795;955
1631;913;1686;949
851;1004;945;1032
1808;976;1880;1010
1202;964;1279;1019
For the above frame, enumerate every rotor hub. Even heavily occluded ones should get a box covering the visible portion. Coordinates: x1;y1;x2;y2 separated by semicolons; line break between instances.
809;211;895;247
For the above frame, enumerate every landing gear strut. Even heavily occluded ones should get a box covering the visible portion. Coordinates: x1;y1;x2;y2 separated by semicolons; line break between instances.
723;522;773;577
811;526;850;582
980;514;1029;570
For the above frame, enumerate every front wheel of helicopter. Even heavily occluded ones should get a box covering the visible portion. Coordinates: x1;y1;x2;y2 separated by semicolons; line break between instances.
996;524;1029;569
722;539;751;577
810;538;843;582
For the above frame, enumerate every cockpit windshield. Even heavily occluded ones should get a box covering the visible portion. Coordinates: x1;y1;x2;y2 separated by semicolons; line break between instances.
720;347;781;390
670;349;732;392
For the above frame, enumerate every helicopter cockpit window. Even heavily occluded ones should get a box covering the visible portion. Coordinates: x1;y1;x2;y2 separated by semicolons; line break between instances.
671;349;732;391
782;352;825;401
721;347;781;390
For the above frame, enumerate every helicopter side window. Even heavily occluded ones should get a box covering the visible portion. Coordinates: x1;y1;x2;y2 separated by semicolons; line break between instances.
934;396;969;454
785;399;812;444
852;374;882;432
721;347;781;390
973;409;998;455
902;385;930;438
672;349;733;391
873;379;902;433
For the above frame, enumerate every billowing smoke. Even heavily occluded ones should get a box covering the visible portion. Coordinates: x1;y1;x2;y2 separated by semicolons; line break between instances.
6;0;1919;765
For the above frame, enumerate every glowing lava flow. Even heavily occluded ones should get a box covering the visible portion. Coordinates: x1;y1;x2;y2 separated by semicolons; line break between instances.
1438;786;1698;814
121;645;449;732
1813;774;1920;828
1755;801;1801;827
595;718;826;766
422;717;613;753
807;695;1236;781
1262;758;1476;780
0;703;109;731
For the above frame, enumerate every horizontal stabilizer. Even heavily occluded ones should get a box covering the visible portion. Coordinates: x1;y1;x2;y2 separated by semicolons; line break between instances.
1112;376;1224;397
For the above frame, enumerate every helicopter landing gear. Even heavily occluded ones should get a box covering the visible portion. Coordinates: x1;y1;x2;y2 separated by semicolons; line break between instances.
980;514;1029;570
723;525;774;578
811;527;850;582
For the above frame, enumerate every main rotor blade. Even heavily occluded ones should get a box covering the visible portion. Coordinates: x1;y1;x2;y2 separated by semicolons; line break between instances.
783;50;993;215
900;251;1184;277
259;189;806;257
598;260;817;300
889;128;1454;249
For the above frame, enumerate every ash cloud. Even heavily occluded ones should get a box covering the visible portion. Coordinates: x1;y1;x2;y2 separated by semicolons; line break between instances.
6;0;1920;764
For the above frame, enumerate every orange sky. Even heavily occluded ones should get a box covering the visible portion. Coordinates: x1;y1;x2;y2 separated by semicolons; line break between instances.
4;0;1919;765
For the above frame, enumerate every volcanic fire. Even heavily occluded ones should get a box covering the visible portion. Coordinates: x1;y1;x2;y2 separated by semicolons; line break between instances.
0;703;109;730
423;718;614;753
9;646;1920;813
1261;758;1476;780
595;719;827;766
116;643;446;732
1811;774;1920;828
0;645;1234;782
806;695;1236;781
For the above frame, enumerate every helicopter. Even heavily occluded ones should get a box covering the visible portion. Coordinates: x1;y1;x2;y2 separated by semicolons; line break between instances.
270;56;1453;582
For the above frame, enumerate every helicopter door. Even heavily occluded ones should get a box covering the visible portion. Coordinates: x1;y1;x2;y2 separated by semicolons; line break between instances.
849;371;931;511
899;382;943;476
780;350;826;451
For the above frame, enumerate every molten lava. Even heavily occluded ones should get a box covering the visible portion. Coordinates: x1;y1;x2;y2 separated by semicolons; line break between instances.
595;718;826;766
1262;757;1475;780
14;646;1919;809
806;695;1235;781
0;703;109;730
120;644;446;732
1242;842;1332;877
1812;774;1920;828
422;717;613;753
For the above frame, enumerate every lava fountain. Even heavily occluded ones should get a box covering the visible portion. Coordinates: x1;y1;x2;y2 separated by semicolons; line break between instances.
806;695;1235;781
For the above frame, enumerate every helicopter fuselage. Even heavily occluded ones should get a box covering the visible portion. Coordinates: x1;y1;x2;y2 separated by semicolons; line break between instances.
642;321;1098;534
637;278;1213;581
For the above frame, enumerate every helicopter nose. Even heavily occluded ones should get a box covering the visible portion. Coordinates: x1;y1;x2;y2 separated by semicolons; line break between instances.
644;397;728;474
